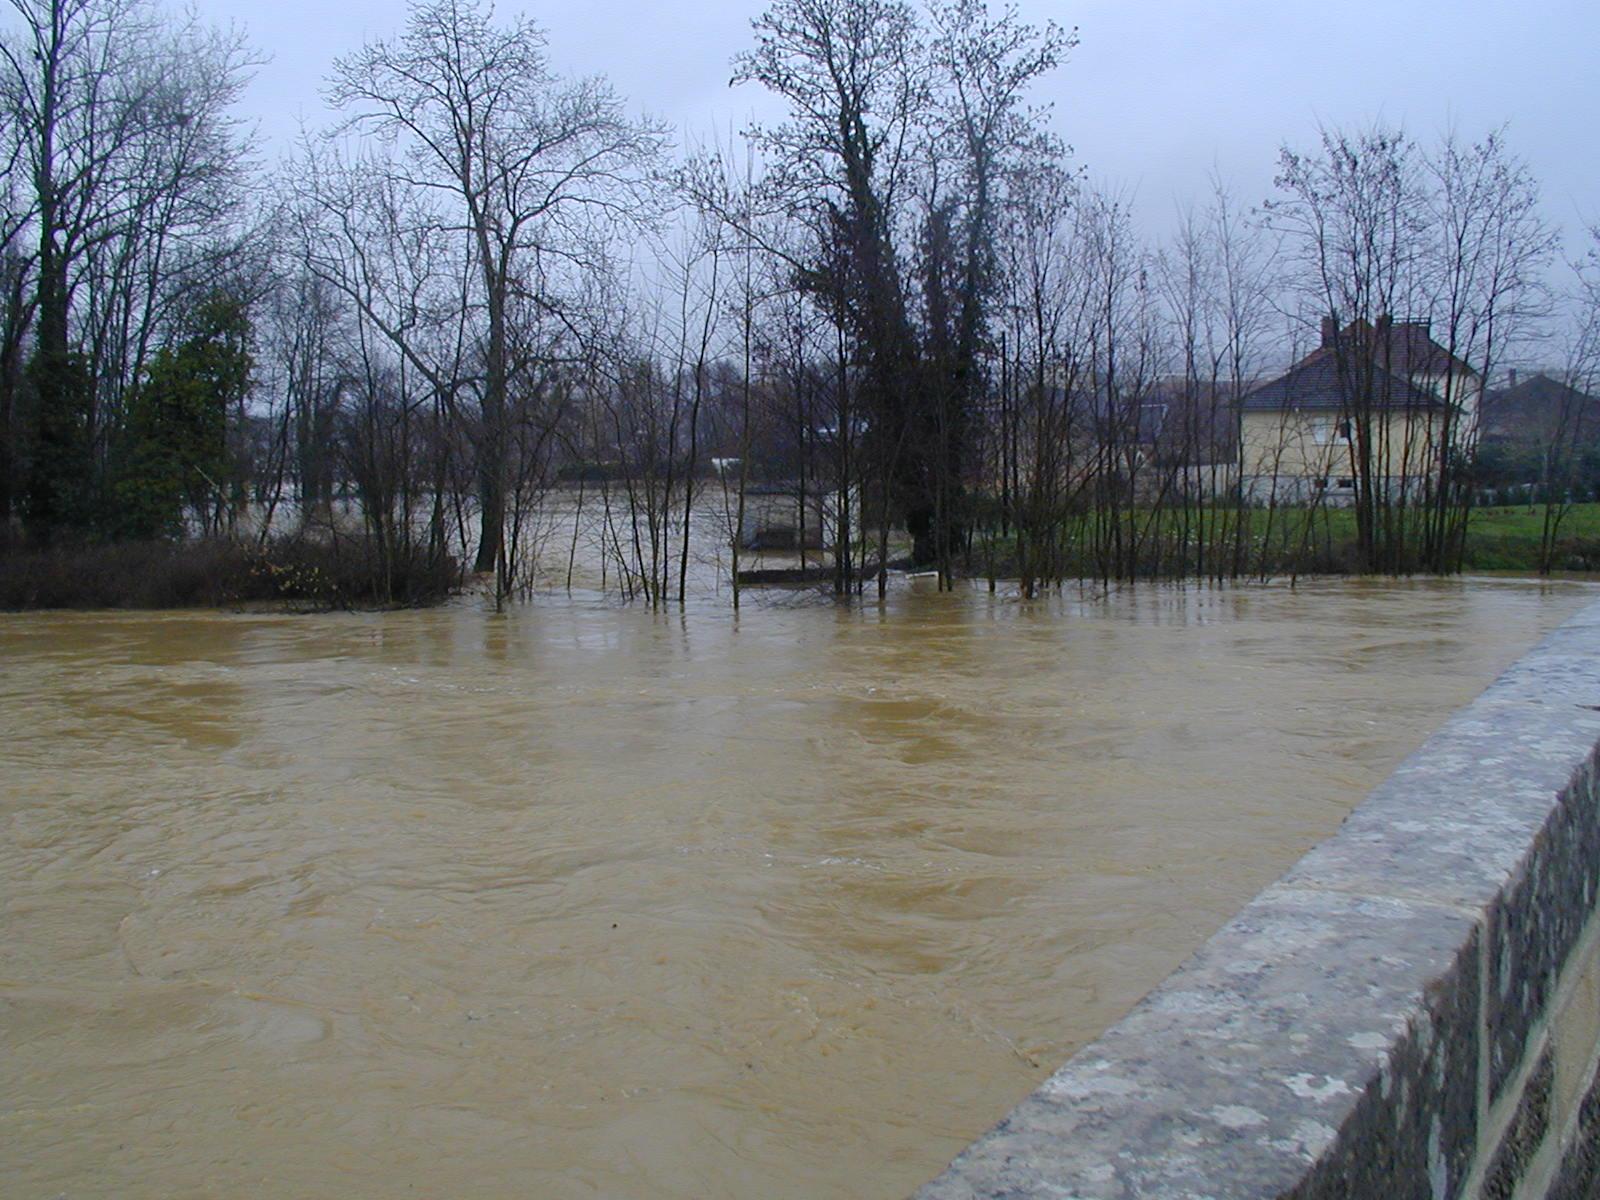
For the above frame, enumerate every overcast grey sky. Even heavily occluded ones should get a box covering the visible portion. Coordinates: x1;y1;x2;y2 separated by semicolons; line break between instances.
225;0;1598;256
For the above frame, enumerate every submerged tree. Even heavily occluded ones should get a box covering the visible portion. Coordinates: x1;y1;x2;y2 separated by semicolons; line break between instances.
916;0;1069;580
733;0;923;576
731;0;1067;574
1535;226;1600;573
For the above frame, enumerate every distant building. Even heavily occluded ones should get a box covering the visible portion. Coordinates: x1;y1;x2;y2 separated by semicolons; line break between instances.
981;378;1242;502
1138;378;1242;502
737;482;860;553
1479;371;1600;448
1239;316;1481;505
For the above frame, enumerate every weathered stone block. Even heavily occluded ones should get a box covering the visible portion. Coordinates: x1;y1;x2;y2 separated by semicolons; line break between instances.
1481;1047;1554;1200
1547;1050;1600;1200
1281;923;1480;1200
1281;703;1600;917
1552;942;1600;1129
1486;754;1600;1101
915;886;1480;1200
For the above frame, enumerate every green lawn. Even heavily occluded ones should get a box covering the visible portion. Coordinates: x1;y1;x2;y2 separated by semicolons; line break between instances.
1462;503;1600;572
973;502;1600;578
1245;502;1600;571
1468;503;1600;539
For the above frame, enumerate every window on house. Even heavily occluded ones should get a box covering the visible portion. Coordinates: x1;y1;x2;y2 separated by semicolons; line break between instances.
1337;420;1352;441
1335;477;1355;489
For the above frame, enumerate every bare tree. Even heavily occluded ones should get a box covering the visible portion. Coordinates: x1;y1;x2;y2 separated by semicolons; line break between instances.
1536;227;1600;572
1267;127;1437;571
286;146;473;586
327;0;665;592
1154;179;1275;579
916;0;1069;581
1267;122;1555;575
734;0;924;579
0;215;32;526
1418;128;1556;569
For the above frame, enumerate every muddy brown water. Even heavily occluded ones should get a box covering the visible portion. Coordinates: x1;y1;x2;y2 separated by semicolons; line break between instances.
2;577;1593;1199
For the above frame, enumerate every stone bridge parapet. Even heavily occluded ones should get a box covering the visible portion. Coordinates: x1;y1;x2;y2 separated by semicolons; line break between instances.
916;599;1600;1200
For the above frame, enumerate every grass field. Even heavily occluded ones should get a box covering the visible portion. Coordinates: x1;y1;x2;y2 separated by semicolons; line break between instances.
1462;503;1600;572
1293;502;1600;570
973;502;1600;580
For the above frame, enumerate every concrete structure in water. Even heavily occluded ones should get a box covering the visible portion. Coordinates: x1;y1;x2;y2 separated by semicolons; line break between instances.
916;600;1600;1199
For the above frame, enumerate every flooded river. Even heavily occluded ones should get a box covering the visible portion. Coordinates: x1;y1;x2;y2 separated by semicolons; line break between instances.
1;578;1593;1199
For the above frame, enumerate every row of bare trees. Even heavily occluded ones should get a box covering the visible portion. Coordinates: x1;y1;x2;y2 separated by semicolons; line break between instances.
1267;126;1558;574
4;0;1597;607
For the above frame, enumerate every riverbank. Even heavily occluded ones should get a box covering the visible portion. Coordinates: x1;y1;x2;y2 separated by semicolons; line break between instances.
4;503;1595;611
966;503;1600;582
1461;503;1600;570
0;536;457;611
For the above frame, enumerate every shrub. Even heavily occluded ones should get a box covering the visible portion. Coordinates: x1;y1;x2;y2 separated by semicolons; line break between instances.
0;533;457;611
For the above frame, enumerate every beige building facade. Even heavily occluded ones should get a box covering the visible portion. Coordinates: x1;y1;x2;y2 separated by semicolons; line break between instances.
1239;317;1480;505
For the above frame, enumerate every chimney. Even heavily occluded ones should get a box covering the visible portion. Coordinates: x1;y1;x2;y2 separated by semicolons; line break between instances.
1508;368;1518;389
1320;316;1338;348
1376;313;1393;336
